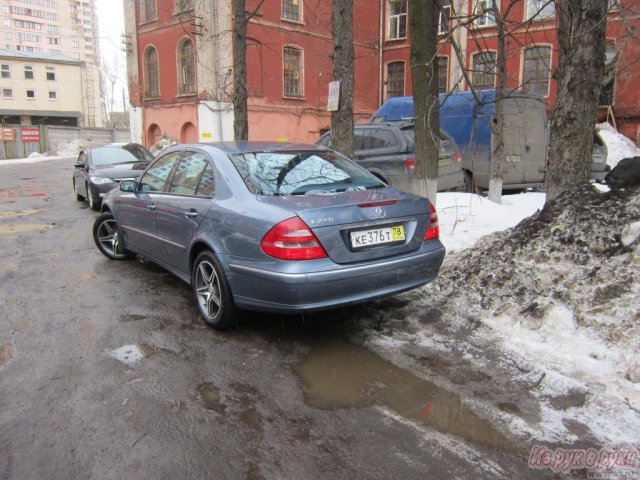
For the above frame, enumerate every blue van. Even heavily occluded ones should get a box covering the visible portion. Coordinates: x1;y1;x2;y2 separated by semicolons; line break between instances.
371;90;549;190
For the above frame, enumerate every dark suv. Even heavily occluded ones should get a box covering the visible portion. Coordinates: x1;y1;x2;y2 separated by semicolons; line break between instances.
317;123;465;192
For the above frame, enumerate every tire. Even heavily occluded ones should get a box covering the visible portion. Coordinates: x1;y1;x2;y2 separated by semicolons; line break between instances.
87;183;100;211
192;250;238;330
92;212;132;260
73;179;85;201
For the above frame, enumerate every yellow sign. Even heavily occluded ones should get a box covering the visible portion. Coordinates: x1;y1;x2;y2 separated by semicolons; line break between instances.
201;133;212;139
1;128;15;141
276;137;289;143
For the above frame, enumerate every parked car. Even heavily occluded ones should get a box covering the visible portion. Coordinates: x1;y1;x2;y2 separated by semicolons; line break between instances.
93;142;445;329
371;91;609;191
73;143;154;210
316;123;465;192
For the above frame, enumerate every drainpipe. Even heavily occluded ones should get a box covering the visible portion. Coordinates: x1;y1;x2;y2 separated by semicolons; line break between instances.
378;0;384;106
213;1;224;141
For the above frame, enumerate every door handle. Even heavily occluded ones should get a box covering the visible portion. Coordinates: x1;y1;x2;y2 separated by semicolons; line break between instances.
147;203;156;211
184;209;198;219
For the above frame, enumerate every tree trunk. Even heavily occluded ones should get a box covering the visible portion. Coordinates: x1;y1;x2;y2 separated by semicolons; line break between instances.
409;0;440;205
331;0;354;159
488;0;506;204
545;0;607;202
233;0;249;141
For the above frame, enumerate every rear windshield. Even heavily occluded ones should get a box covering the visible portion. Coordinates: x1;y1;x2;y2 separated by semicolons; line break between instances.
92;145;153;166
228;150;385;196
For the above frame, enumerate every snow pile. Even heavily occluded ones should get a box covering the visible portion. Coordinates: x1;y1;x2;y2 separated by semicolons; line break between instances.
437;192;545;252
596;122;640;169
149;134;177;156
27;151;44;159
52;138;103;157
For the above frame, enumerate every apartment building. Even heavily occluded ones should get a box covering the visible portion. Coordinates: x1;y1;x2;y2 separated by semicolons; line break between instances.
0;0;104;127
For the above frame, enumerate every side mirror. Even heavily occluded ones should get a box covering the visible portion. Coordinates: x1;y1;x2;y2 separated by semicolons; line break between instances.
120;180;137;192
74;161;85;169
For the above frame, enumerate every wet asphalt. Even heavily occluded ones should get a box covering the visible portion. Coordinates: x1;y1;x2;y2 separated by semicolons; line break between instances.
0;158;553;479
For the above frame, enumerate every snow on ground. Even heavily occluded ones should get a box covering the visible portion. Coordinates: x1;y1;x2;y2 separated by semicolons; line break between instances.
0;154;72;166
437;192;545;252
597;122;640;168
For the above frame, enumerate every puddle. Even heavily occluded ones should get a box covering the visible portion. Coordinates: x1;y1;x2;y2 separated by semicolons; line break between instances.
110;344;156;365
0;209;40;219
197;383;226;413
295;340;519;454
0;223;53;235
0;343;14;368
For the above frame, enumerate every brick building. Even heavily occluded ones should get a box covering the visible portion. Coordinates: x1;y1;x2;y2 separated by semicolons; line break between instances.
124;0;640;147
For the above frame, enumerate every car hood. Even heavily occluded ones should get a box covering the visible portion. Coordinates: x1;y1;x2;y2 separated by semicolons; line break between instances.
91;162;150;179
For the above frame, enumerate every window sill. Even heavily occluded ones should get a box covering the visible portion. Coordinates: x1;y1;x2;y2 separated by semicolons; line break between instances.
174;8;194;16
281;18;304;25
138;18;157;26
283;95;305;101
144;95;161;100
472;23;497;30
176;92;197;97
385;36;407;43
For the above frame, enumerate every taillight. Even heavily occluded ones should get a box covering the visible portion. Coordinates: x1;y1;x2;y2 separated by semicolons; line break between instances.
424;203;439;241
404;158;415;170
453;151;462;163
261;216;328;260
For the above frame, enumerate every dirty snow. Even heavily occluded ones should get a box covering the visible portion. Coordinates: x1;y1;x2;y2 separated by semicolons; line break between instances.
110;345;145;365
597;122;640;169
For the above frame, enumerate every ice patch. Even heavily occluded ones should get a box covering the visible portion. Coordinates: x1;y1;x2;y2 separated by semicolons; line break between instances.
111;345;145;365
596;122;640;169
621;221;640;247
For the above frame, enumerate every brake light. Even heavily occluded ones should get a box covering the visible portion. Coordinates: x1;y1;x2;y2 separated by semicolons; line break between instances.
261;216;327;260
453;151;462;163
404;158;415;170
424;203;439;241
358;200;397;208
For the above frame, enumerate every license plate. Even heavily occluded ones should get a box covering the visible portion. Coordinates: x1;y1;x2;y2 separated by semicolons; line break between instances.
350;225;405;249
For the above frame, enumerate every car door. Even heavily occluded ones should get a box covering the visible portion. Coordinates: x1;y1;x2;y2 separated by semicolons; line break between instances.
74;151;89;197
117;151;182;257
153;151;214;274
355;126;409;189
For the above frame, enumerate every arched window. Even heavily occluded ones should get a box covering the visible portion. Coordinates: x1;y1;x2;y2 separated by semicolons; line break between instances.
144;46;160;97
471;51;496;90
386;61;405;99
522;46;551;97
283;46;303;97
178;38;195;95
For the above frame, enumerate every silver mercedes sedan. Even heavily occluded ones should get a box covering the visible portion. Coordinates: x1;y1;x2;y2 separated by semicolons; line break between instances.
93;142;445;329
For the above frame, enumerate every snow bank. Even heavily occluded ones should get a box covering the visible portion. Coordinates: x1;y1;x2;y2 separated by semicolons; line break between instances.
438;192;545;252
596;122;640;169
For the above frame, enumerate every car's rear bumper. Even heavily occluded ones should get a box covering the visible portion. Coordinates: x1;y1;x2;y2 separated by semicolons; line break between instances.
224;243;445;313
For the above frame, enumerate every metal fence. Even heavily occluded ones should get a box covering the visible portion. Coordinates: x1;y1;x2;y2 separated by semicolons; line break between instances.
0;125;131;159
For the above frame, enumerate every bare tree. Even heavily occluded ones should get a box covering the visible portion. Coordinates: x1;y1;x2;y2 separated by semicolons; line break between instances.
330;0;355;158
545;1;608;201
409;0;440;204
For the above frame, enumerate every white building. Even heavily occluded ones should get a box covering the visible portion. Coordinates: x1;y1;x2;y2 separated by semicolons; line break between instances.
0;0;104;126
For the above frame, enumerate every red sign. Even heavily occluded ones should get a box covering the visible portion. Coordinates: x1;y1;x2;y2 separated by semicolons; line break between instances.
21;127;40;143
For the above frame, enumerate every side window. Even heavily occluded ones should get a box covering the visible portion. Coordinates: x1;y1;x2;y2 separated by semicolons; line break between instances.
139;152;181;192
317;133;332;148
369;128;396;148
354;130;367;151
197;164;215;197
169;152;209;195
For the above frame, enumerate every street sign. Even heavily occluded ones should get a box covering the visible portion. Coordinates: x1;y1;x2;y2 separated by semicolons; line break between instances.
1;127;15;141
21;127;40;143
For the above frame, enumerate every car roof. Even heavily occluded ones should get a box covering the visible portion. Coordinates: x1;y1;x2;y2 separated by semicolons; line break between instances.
196;141;329;154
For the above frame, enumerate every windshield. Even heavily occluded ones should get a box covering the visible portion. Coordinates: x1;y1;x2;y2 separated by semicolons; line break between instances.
91;145;153;166
229;150;385;196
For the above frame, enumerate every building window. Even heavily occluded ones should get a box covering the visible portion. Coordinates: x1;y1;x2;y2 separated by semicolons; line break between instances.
471;51;496;89
283;46;303;97
386;61;405;99
282;0;301;22
438;56;449;93
1;64;9;78
522;46;551;96
139;0;156;22
24;65;34;79
48;90;57;100
174;0;194;13
609;0;620;10
388;0;407;39
3;88;12;98
178;38;195;94
527;0;554;20
473;0;498;27
144;46;160;97
26;89;36;99
438;0;451;35
46;67;55;80
73;52;80;59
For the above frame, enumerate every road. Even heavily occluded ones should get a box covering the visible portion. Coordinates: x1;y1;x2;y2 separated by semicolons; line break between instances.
0;158;552;479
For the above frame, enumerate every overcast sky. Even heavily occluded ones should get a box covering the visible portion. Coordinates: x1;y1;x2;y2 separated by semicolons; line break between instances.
96;0;127;113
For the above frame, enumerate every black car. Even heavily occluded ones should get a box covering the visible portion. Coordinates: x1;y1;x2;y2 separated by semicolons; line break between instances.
72;143;154;210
